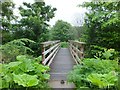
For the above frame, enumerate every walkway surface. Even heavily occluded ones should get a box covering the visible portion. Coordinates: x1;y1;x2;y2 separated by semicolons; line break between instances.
49;48;76;88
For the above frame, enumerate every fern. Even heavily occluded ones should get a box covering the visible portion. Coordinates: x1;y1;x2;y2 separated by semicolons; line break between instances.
0;38;36;63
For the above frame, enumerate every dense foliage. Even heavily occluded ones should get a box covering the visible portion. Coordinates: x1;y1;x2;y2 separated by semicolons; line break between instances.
16;2;56;42
60;42;68;48
0;38;35;63
1;1;17;44
51;20;76;41
1;1;56;56
1;1;56;89
67;49;119;89
14;2;56;56
0;55;50;89
67;1;120;89
79;1;120;57
1;0;120;90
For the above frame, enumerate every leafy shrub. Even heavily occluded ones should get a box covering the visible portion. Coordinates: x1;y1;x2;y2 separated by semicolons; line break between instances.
0;55;50;89
0;38;35;63
67;49;119;89
61;42;68;48
89;45;119;61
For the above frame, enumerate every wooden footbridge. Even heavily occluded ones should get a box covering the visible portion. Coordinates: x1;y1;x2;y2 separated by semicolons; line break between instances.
41;40;85;89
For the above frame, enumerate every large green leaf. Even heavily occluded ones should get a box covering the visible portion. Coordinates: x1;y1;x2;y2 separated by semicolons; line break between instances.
22;59;34;72
87;73;108;88
87;72;117;88
16;55;35;72
34;63;49;73
13;73;39;87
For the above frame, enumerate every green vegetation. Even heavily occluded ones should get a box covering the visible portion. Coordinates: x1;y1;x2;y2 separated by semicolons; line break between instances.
79;1;120;57
67;1;120;89
0;38;35;63
60;42;68;48
50;20;74;41
1;1;55;89
0;55;50;89
1;1;56;56
1;0;120;89
1;1;16;44
67;49;119;89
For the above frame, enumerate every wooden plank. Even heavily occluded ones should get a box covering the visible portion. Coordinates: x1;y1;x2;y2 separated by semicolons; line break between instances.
69;46;79;65
41;40;61;65
41;40;60;47
42;45;60;65
50;48;76;80
68;40;86;45
43;43;59;56
71;44;83;54
47;46;60;66
68;40;85;62
70;46;80;64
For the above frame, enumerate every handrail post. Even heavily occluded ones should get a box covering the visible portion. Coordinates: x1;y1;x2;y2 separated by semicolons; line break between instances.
41;44;45;63
80;44;84;59
76;43;78;59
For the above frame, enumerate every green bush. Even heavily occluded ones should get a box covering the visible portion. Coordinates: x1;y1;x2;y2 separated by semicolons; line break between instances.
0;55;50;89
67;49;120;89
87;45;119;61
60;42;68;48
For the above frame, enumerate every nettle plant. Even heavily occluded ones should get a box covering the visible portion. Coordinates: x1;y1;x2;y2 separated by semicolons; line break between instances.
0;55;50;89
67;48;119;89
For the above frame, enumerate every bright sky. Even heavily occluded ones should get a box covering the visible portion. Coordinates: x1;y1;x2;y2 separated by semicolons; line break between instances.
13;0;89;26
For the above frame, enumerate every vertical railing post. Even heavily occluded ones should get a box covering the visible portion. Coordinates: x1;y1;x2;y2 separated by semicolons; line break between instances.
41;44;45;64
71;41;73;56
76;43;78;59
80;44;84;59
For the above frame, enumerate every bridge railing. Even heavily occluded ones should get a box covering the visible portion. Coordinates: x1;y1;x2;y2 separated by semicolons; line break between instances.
41;40;61;66
68;40;86;64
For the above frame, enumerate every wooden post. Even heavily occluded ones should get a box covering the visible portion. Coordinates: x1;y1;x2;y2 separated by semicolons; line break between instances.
42;44;45;64
80;44;84;59
76;43;78;59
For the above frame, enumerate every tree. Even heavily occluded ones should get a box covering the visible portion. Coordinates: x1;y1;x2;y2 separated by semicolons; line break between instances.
1;1;17;44
80;1;120;51
16;2;56;42
51;20;74;42
13;2;56;56
72;25;88;41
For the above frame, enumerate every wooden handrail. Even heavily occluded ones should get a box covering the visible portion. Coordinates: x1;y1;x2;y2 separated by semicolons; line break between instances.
68;40;86;64
41;40;60;66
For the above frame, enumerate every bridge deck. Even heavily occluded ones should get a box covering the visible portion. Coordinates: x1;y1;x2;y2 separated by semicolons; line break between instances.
49;48;75;88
